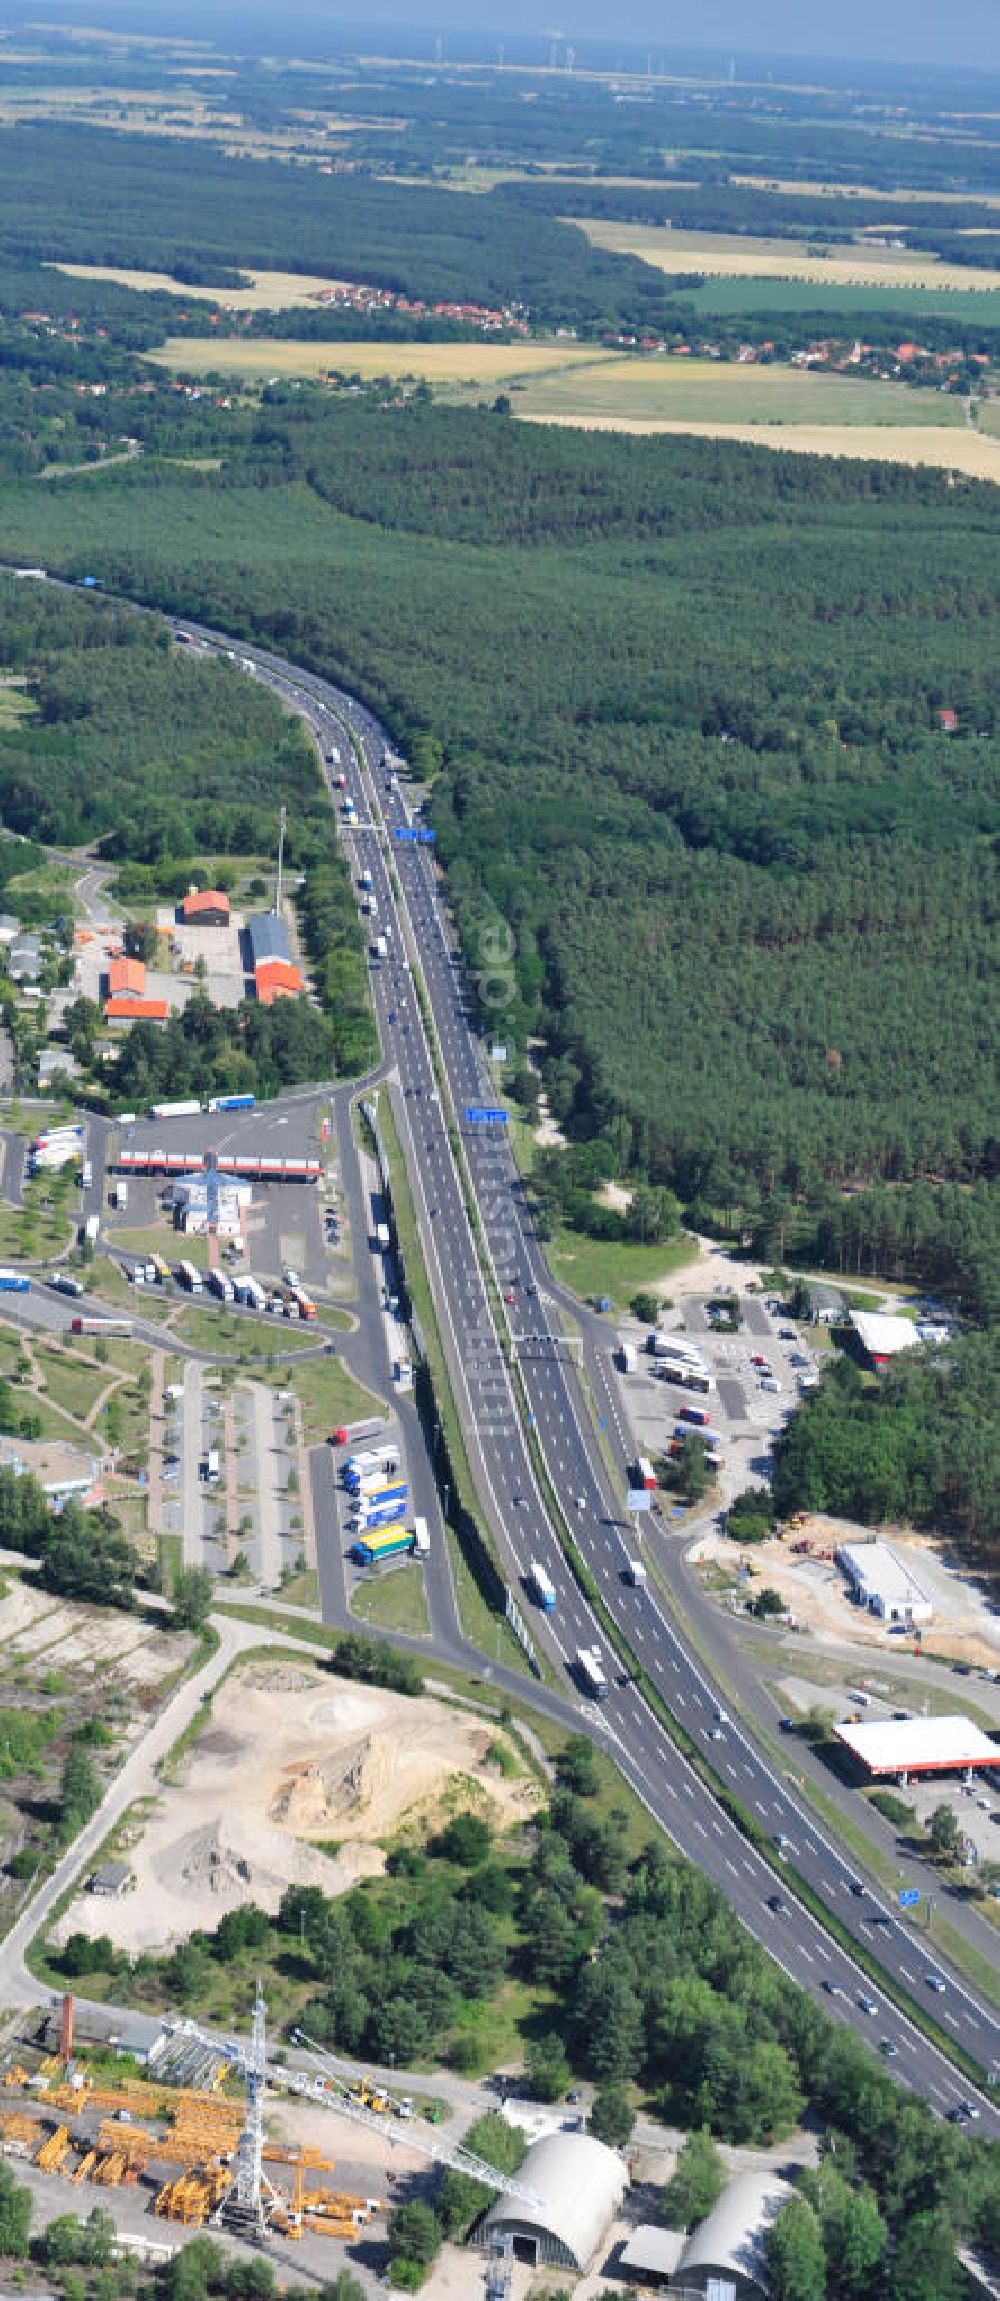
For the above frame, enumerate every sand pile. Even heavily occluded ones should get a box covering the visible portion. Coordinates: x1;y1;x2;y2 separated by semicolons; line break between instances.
55;1662;539;1954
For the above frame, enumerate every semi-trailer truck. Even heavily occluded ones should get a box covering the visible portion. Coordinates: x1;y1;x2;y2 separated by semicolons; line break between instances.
177;1260;203;1293
636;1455;657;1490
207;1270;235;1303
355;1499;409;1534
351;1527;415;1567
658;1362;714;1394
149;1100;203;1122
353;1479;408;1516
47;1272;84;1297
529;1561;556;1612
412;1517;430;1557
616;1343;637;1374
344;1446;401;1482
0;1269;29;1294
71;1315;132;1336
330;1418;385;1448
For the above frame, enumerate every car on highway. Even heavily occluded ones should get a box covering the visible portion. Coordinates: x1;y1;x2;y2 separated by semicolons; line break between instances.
879;2039;899;2058
503;1290;515;1304
822;1980;842;1997
765;1894;786;1914
858;1996;878;2016
925;1974;946;1994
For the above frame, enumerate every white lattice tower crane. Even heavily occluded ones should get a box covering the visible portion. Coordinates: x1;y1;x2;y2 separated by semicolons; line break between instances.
224;1981;276;2235
291;2032;541;2204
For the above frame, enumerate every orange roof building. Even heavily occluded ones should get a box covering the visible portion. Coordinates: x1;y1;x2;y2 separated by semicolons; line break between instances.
107;955;146;999
104;997;169;1023
180;890;231;926
254;959;304;1006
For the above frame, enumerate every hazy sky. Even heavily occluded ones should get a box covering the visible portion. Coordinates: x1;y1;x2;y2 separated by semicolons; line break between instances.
354;1;1000;71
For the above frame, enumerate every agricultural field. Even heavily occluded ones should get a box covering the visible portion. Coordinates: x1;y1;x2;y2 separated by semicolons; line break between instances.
512;357;968;429
526;419;1000;479
731;176;1000;208
53;261;355;309
511;355;1000;476
147;336;614;385
572;217;1000;296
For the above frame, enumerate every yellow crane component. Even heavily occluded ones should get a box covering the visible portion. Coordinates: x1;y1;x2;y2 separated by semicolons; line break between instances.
37;2124;73;2173
96;2119;157;2166
1;2067;32;2092
0;2113;43;2154
72;2150;98;2186
95;2150;132;2187
45;2082;93;2113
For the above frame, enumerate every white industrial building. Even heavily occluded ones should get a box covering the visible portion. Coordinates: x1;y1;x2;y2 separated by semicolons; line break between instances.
850;1310;921;1368
837;1539;933;1626
479;2131;627;2269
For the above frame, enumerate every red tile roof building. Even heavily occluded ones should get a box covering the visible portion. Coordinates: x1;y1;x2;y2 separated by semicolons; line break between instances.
104;997;169;1023
107;955;146;999
180;890;231;925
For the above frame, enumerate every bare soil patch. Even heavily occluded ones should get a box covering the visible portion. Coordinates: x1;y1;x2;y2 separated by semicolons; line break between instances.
698;1513;1000;1669
56;1662;538;1954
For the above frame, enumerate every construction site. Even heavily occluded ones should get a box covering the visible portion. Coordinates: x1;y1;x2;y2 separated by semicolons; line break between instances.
0;1989;534;2279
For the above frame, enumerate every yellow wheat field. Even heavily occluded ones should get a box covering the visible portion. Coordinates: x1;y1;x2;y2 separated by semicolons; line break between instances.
519;411;1000;480
572;219;1000;295
52;262;358;310
147;337;607;383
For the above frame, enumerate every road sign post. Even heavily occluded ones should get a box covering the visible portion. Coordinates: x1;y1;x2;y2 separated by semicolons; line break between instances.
899;1887;920;1909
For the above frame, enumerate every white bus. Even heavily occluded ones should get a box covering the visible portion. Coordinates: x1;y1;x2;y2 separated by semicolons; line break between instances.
575;1646;608;1699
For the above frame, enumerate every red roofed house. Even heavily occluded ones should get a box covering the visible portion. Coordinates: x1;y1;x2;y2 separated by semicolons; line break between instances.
180;890;231;927
104;997;169;1024
107;955;146;1000
254;959;304;1006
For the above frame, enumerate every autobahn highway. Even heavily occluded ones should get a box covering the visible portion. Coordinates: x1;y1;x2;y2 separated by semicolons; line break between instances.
11;568;993;2127
182;623;998;2131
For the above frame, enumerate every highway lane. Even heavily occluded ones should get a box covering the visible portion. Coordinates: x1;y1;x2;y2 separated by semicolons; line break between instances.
69;603;995;2126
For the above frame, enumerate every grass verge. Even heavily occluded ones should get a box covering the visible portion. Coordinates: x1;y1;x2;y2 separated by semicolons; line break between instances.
350;1561;430;1637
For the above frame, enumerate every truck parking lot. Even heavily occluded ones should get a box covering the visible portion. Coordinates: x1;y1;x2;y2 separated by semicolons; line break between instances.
616;1289;819;1500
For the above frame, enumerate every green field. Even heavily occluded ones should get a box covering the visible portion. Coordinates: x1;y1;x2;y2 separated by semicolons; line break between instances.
511;357;967;429
267;1348;380;1447
547;1222;696;1310
350;1560;430;1636
684;275;1000;324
